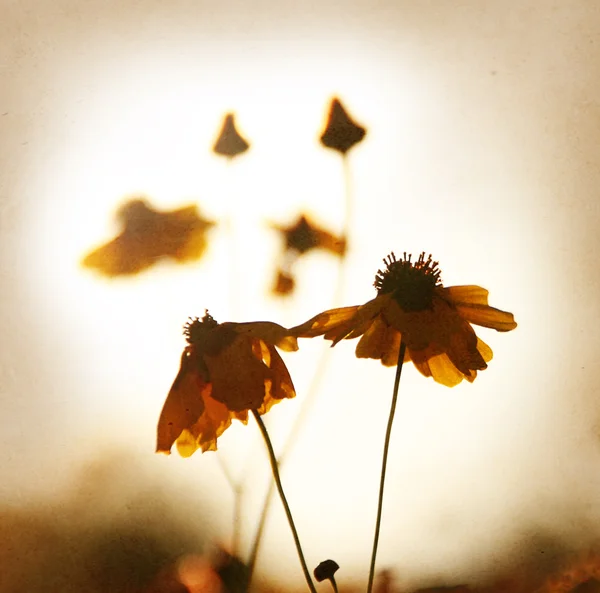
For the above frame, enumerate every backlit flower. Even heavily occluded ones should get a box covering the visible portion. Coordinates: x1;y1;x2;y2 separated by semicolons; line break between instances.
212;113;250;158
290;252;517;387
157;312;297;457
270;214;347;297
320;97;367;155
82;198;214;277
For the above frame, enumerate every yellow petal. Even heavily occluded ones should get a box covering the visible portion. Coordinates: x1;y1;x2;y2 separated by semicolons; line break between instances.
442;285;490;306
156;350;209;455
454;303;517;332
289;306;360;338
227;321;299;352
182;394;249;454
428;353;466;387
477;337;493;363
355;316;401;366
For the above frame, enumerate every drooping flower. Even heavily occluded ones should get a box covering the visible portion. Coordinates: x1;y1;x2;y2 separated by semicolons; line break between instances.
157;312;297;456
290;252;517;387
82;198;214;277
212;113;250;159
320;97;367;155
270;214;347;296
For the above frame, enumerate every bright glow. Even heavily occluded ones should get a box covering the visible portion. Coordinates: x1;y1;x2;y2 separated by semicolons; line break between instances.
11;8;595;589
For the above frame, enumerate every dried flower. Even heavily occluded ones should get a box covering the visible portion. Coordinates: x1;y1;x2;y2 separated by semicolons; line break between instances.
213;113;250;158
320;97;366;155
157;312;297;456
291;252;517;387
82;198;214;277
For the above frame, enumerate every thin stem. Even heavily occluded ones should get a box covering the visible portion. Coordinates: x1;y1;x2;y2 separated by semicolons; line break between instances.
246;155;354;588
366;341;407;593
216;455;243;556
252;410;317;593
330;577;340;593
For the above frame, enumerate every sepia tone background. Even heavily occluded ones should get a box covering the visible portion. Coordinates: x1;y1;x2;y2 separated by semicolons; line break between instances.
1;0;600;590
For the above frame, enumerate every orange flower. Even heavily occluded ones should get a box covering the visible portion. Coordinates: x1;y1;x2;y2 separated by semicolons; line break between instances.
290;252;517;387
157;312;297;457
82;198;214;277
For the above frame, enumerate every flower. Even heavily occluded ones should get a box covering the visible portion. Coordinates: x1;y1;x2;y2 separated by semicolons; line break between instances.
270;213;347;296
157;312;297;456
290;252;517;387
82;198;215;277
272;214;347;257
320;97;367;155
212;113;250;158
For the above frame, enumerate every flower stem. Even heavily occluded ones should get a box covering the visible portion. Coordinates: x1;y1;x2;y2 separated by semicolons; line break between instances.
366;341;407;593
252;410;318;593
246;153;354;588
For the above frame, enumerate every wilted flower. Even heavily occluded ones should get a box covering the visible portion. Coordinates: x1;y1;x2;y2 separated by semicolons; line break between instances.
82;198;214;277
291;252;517;387
213;113;250;158
270;214;346;296
157;312;297;457
320;97;367;155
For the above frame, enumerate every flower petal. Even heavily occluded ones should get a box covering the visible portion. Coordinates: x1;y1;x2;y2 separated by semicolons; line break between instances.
355;316;402;366
477;337;493;363
427;353;466;387
227;321;299;352
179;395;249;456
156;350;208;455
289;306;360;338
291;296;387;345
454;303;517;332
442;285;490;306
442;285;517;331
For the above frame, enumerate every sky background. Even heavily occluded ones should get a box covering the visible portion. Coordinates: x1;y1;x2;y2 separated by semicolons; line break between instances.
1;0;600;590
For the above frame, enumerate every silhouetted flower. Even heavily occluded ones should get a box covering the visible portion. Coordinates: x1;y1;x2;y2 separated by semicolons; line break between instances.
157;312;297;456
291;252;517;387
213;113;250;158
272;214;346;257
270;214;346;297
320;97;366;155
82;198;214;277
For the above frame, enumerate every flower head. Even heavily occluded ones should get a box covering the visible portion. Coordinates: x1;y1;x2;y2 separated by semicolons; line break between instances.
320;97;367;155
290;252;517;387
212;113;250;158
270;213;347;296
157;312;297;456
81;198;215;277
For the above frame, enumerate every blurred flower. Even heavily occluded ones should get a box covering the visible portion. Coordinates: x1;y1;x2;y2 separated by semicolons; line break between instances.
157;312;297;457
82;198;214;277
290;252;517;387
270;214;346;296
213;113;250;158
320;97;367;155
272;214;346;257
272;268;296;296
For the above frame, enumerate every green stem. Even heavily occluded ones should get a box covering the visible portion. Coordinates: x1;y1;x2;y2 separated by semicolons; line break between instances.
366;341;406;593
252;410;317;593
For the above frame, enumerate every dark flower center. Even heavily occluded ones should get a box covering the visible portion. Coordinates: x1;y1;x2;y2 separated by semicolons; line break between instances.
374;252;442;311
183;310;238;361
184;311;219;344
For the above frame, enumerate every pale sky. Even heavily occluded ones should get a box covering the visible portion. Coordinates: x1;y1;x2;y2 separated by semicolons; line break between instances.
2;0;600;590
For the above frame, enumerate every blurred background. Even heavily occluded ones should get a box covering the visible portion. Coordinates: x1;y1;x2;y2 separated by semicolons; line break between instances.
2;0;600;591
